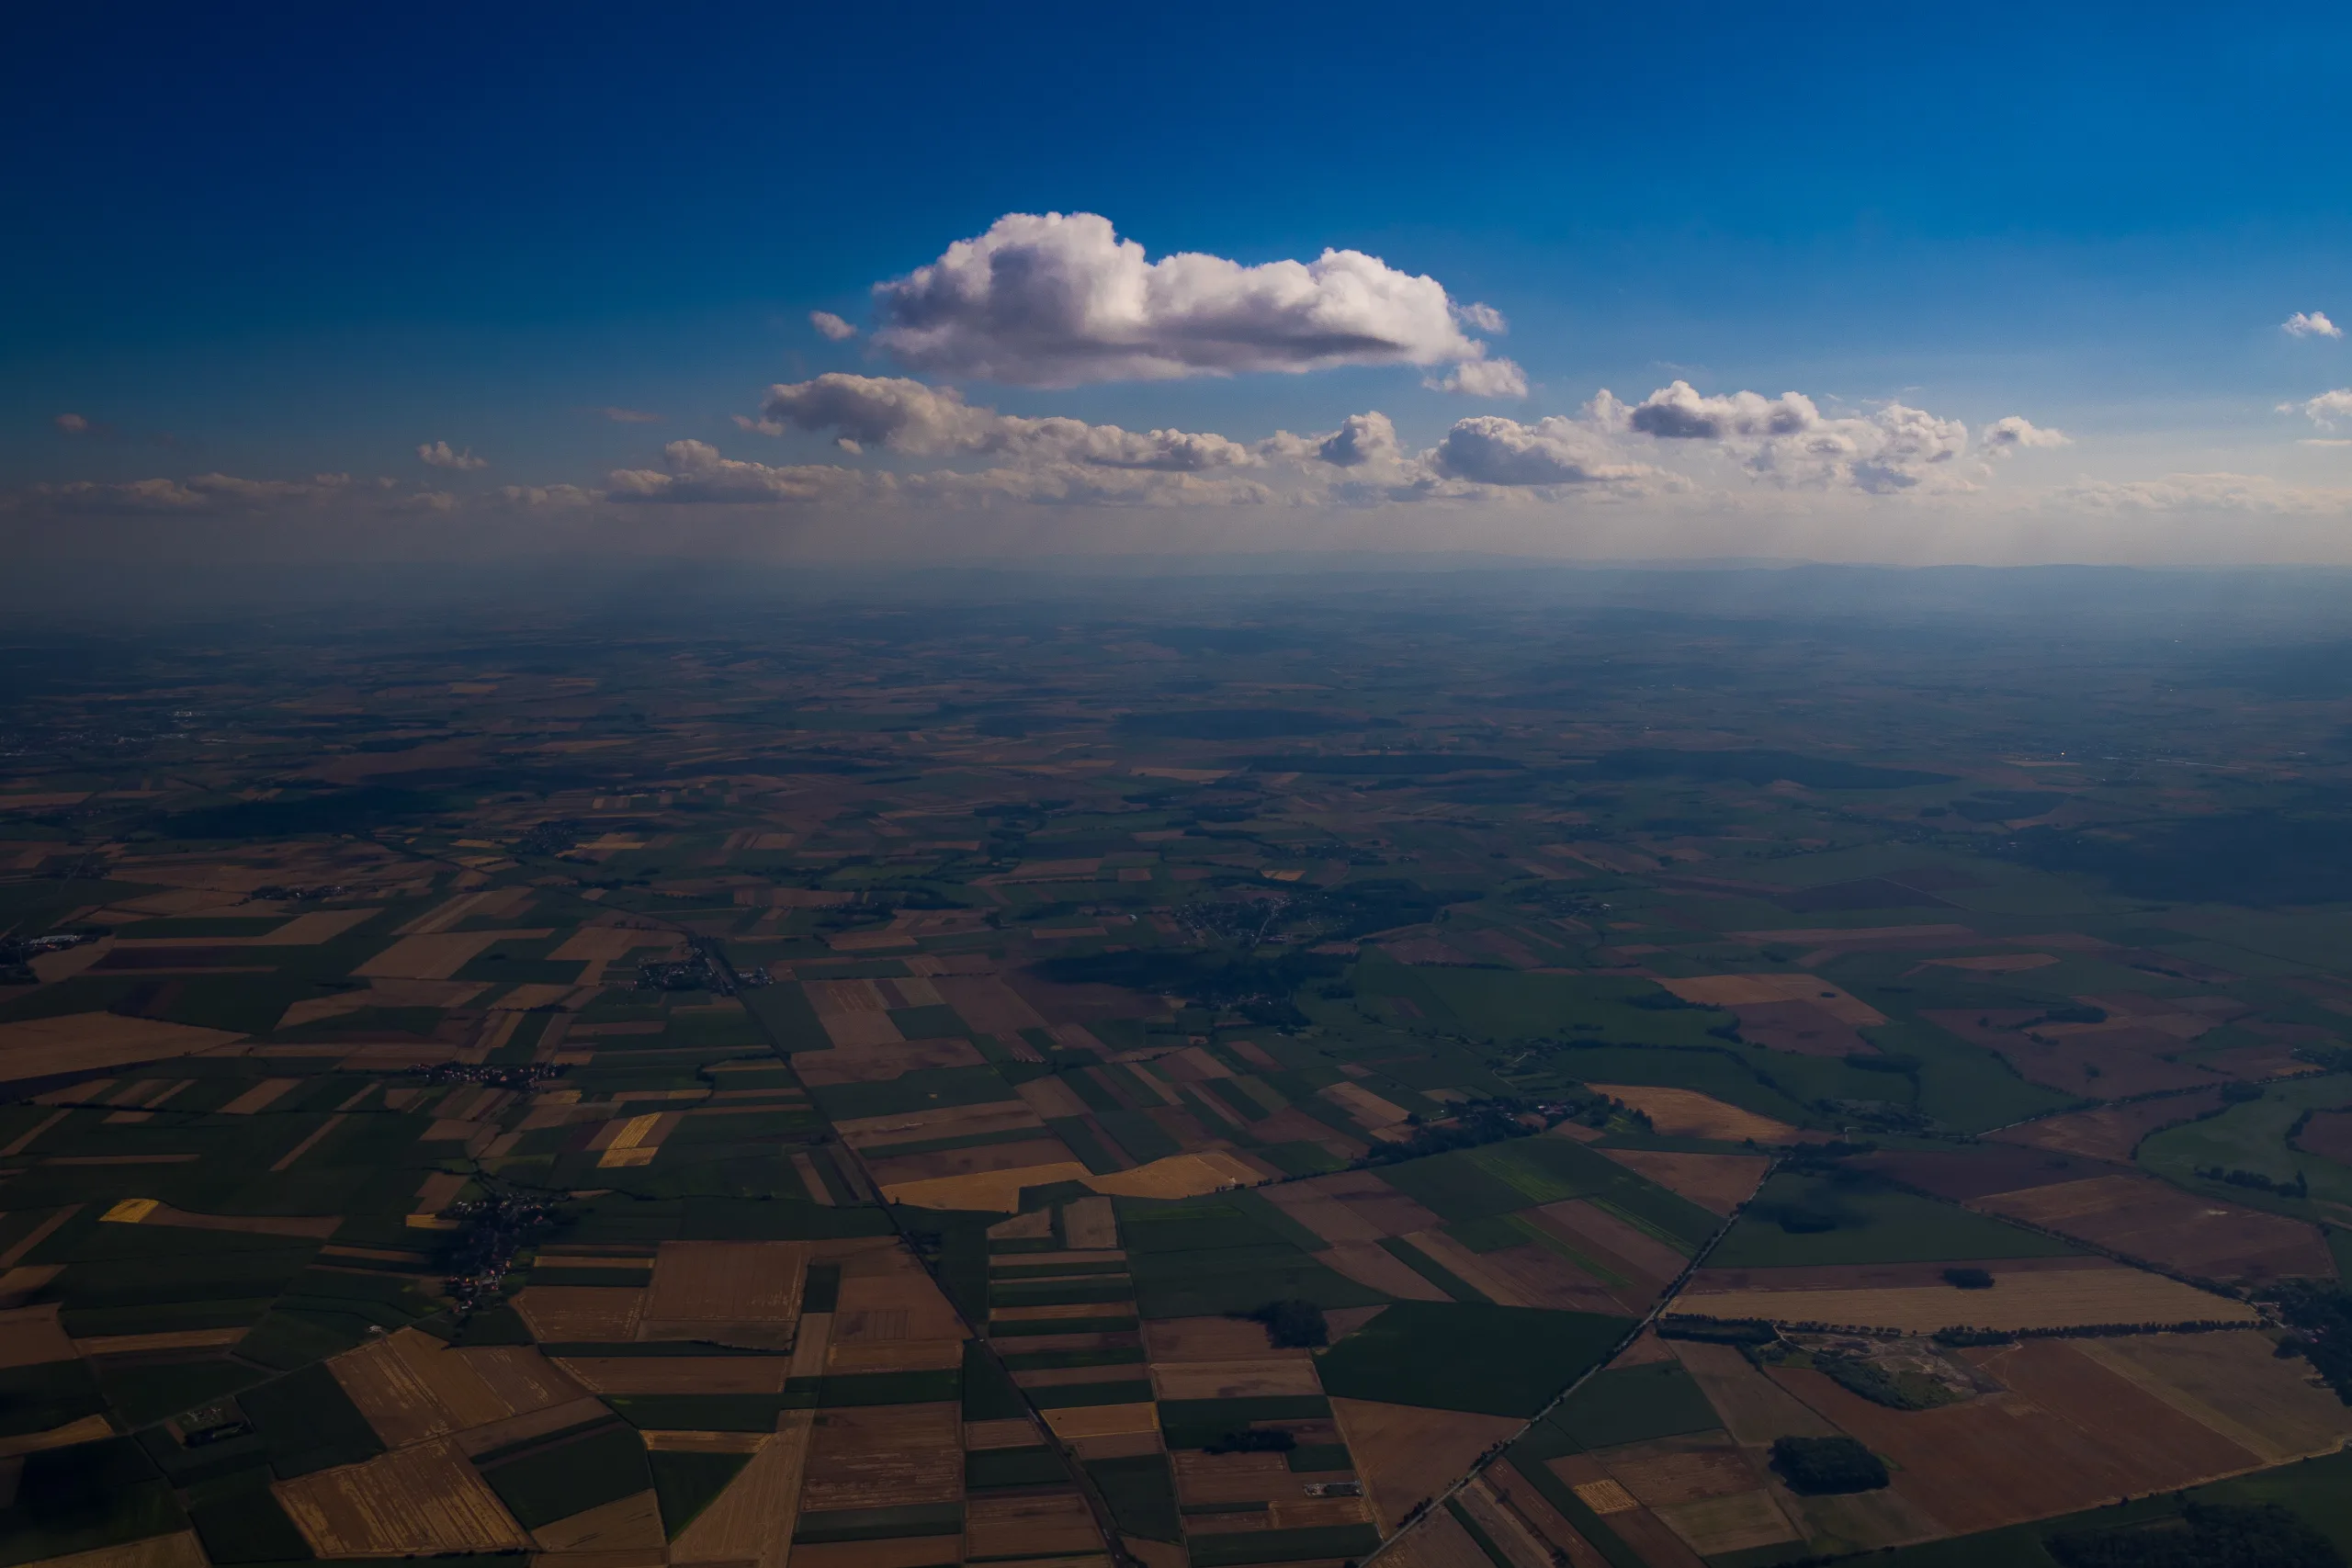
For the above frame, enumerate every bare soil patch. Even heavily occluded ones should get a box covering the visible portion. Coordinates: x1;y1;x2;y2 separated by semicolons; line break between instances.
1996;1099;2222;1169
965;1493;1105;1558
792;1039;987;1085
1329;1397;1523;1532
798;1402;962;1512
511;1286;646;1342
1970;1173;2335;1281
275;1438;529;1555
1595;1150;1769;1215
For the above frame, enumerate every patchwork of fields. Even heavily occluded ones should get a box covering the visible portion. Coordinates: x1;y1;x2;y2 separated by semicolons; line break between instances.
5;583;2352;1567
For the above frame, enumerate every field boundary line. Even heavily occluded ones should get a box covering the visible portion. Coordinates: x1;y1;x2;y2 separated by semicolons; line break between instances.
1360;1151;1785;1565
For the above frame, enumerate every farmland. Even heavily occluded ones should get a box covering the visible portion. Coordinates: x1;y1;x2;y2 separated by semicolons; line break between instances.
5;569;2352;1565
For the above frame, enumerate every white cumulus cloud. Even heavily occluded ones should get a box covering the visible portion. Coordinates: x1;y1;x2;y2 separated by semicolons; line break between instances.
747;374;1258;470
53;412;91;435
419;441;488;470
1429;356;1529;400
2284;310;2342;339
1981;415;2071;453
866;211;1504;389
609;440;874;505
1592;380;1976;492
1316;412;1403;468
809;310;857;342
2281;389;2352;428
1430;415;1654;488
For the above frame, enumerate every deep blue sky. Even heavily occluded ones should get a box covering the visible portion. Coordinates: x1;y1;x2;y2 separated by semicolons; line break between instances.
7;0;2351;503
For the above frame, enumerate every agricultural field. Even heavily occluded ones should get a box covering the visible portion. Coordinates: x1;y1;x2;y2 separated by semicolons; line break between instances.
5;569;2352;1565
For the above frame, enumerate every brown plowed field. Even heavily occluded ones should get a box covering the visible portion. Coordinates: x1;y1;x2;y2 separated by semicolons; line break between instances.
332;1337;460;1447
1920;1012;2213;1098
786;1538;970;1568
1662;1341;1838;1445
1387;1507;1519;1568
1328;1397;1523;1532
1993;1090;2227;1162
330;1328;572;1445
2072;1331;2352;1464
1595;1150;1769;1215
528;1489;665;1551
1596;1433;1762;1507
1143;1316;1301;1361
966;1492;1107;1557
1173;1449;1296;1506
1063;1194;1117;1248
275;1438;529;1555
1969;1173;2335;1280
0;1303;76;1369
451;1395;611;1459
668;1410;813;1568
1770;1340;2261;1535
864;1135;1079;1184
1729;1000;1874;1057
962;1416;1043;1450
834;1100;1045;1149
834;1244;967;1341
1149;1358;1322;1400
798;1402;962;1512
1530;1201;1684;1293
553;1357;790;1394
1014;1075;1093;1119
792;1039;985;1085
511;1286;645;1342
1417;1231;1626;1314
1039;1402;1158;1438
27;1532;209;1568
454;1346;585;1413
825;1338;965;1373
2294;1109;2352;1164
933;976;1050;1035
1316;1241;1451;1301
1285;1169;1446;1238
647;1240;809;1324
1852;1145;2120;1202
1493;1464;1614;1567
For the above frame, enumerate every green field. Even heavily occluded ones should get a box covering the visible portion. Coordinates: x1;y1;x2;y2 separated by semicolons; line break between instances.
1313;1303;1628;1416
1707;1172;2082;1269
2137;1071;2352;1213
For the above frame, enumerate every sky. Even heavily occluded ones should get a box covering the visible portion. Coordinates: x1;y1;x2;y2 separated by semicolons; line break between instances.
7;0;2352;565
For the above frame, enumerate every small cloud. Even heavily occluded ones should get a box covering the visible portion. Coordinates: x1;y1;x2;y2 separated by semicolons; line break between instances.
2281;389;2352;429
2283;310;2343;339
53;412;91;434
1981;414;2071;453
599;407;662;423
1453;300;1507;334
417;441;488;470
1430;356;1529;399
809;310;858;342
